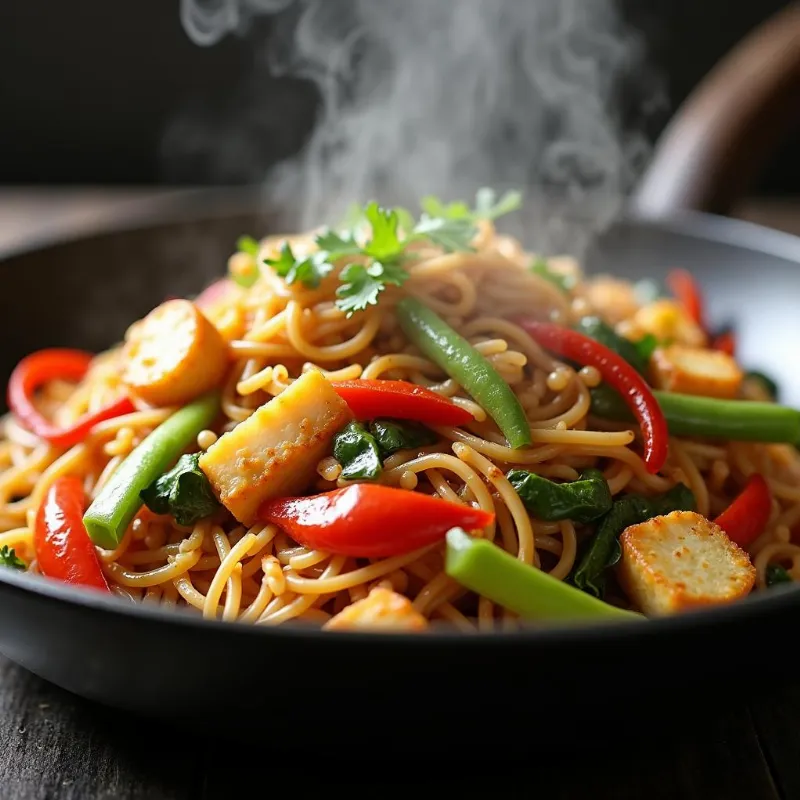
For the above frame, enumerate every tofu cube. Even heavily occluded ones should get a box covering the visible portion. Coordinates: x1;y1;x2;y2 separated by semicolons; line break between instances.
324;588;428;632
651;345;743;399
617;510;756;616
199;370;353;524
631;299;707;348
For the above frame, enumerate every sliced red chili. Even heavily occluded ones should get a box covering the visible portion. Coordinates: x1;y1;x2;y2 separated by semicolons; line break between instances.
714;473;772;548
331;379;473;426
515;319;668;474
7;349;135;448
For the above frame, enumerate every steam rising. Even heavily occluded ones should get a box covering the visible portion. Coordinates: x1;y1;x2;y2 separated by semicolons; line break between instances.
176;0;662;254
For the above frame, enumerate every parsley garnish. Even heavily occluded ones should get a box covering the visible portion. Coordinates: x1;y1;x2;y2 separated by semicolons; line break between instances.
0;545;26;571
260;188;523;315
421;187;522;223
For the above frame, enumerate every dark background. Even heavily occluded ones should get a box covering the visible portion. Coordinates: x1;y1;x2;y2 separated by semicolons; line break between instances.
0;0;797;194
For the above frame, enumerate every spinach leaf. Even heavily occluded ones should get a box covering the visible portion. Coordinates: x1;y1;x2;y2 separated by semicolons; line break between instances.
571;483;696;598
507;467;612;523
744;371;779;402
369;419;437;456
333;421;383;481
766;564;792;587
574;316;655;377
140;453;221;526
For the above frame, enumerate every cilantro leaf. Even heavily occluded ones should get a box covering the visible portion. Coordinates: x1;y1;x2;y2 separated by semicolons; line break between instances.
413;215;476;252
141;453;220;527
314;228;360;257
473;187;523;220
362;202;405;261
264;242;335;290
0;545;26;571
335;260;408;317
420;195;472;220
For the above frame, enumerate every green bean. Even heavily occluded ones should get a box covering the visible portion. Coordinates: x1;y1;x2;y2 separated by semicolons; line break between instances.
83;392;220;549
445;528;641;623
590;385;800;445
395;297;531;448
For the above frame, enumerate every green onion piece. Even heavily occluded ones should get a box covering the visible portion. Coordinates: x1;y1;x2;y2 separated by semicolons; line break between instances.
590;385;800;445
396;297;532;449
445;528;641;622
83;392;221;548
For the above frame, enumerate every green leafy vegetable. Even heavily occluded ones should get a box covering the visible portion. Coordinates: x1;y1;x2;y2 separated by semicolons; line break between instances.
335;261;409;316
0;545;26;570
420;187;523;223
574;316;655;376
229;235;262;287
265;190;519;314
140;453;221;527
530;257;576;294
369;419;437;456
264;242;338;290
473;187;523;220
236;235;260;257
333;421;383;481
766;564;792;587
413;215;476;252
571;483;696;598
507;467;613;523
744;371;780;402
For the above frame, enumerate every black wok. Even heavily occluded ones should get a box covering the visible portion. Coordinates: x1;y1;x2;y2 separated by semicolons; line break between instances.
1;8;800;754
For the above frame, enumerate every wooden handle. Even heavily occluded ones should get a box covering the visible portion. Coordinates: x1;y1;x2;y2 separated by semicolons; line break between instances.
632;3;800;218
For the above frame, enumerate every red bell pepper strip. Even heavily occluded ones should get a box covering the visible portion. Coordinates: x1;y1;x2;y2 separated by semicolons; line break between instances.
710;329;736;357
7;349;135;449
331;380;473;426
259;484;494;558
666;268;705;328
667;269;736;356
714;473;772;548
194;278;234;309
515;319;668;474
34;476;110;592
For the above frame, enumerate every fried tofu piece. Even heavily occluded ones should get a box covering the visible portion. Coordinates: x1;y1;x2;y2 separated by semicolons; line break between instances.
651;344;743;399
324;588;428;632
630;299;707;348
617;510;756;616
199;370;353;525
122;299;229;407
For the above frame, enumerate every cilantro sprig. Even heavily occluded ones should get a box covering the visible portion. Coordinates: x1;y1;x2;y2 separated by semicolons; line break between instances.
258;187;523;316
0;545;26;571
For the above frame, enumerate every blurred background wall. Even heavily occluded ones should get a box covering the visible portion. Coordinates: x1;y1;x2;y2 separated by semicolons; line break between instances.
0;0;797;195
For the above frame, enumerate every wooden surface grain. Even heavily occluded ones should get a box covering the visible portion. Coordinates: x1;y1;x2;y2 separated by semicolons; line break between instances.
0;652;792;800
0;188;798;799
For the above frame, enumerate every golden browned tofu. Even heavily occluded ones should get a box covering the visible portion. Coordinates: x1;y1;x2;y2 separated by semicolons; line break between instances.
199;370;353;524
630;299;707;348
324;588;428;632
617;510;756;616
651;345;743;399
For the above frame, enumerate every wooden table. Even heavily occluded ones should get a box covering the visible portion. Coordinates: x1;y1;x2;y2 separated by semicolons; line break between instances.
0;188;799;799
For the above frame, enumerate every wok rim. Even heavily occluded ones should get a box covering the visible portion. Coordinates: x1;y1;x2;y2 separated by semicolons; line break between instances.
1;187;799;648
